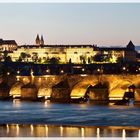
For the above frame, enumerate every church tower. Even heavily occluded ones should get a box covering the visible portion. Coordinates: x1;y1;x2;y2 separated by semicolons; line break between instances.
126;40;135;51
40;35;44;45
35;34;40;45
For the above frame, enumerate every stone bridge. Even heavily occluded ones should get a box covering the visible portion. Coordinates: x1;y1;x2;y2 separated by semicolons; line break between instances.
1;74;140;102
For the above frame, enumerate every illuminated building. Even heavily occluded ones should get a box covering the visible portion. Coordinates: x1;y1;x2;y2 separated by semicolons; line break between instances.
0;38;17;51
0;35;137;63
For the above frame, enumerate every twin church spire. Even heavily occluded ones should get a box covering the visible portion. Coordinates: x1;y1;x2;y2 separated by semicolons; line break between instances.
35;34;44;45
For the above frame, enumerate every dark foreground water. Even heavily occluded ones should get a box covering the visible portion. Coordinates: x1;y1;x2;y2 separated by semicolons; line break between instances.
1;100;140;137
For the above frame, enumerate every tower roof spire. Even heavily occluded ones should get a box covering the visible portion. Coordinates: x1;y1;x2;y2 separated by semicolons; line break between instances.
35;34;40;45
127;40;134;47
36;34;40;41
126;40;135;51
40;35;44;45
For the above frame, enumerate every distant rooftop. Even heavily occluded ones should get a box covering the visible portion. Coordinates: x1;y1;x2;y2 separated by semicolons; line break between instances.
18;44;95;48
0;38;17;45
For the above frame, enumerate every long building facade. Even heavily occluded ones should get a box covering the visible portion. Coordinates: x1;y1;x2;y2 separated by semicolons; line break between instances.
0;35;138;63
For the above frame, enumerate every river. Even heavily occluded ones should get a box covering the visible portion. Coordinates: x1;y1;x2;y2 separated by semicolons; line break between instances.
0;100;140;137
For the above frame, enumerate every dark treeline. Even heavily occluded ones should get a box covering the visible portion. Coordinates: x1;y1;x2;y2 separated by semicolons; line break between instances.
0;61;140;76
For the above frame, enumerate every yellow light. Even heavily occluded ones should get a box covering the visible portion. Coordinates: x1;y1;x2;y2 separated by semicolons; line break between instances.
45;96;50;99
97;69;100;72
80;74;87;77
46;69;50;73
60;126;63;137
16;124;19;136
45;125;48;137
30;69;34;76
16;76;20;81
17;70;20;74
7;72;10;75
13;99;21;108
138;129;140;139
30;124;34;136
6;124;9;134
81;127;85;137
109;97;123;100
60;70;64;74
38;77;41;83
13;95;21;98
123;67;126;71
122;129;126;139
71;97;81;99
97;128;100;137
110;54;117;63
82;68;85;72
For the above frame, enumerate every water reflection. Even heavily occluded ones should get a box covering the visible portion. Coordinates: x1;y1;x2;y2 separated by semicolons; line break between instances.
45;125;48;137
81;127;84;137
97;128;100;138
16;124;19;136
6;124;9;134
122;129;126;140
0;124;140;137
30;124;34;136
13;99;21;108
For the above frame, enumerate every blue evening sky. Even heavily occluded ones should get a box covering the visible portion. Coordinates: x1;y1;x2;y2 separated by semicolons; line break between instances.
0;3;140;46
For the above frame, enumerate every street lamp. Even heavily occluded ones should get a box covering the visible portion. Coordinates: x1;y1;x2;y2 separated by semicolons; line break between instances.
82;68;85;72
16;70;20;81
17;70;20;74
60;69;64;74
7;72;10;76
122;66;126;71
46;69;50;73
97;68;100;72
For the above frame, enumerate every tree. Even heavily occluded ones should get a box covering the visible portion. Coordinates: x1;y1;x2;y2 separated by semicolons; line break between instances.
5;56;12;62
0;53;3;62
20;52;27;61
48;57;60;64
117;57;124;63
93;53;103;62
3;51;8;61
32;52;38;62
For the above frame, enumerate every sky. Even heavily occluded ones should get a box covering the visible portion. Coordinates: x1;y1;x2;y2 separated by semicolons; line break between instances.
0;3;140;46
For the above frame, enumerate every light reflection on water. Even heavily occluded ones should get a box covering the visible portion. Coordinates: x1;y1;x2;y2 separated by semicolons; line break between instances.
0;124;140;137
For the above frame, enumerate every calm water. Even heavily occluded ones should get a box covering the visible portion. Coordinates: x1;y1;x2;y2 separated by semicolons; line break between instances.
0;100;140;126
1;100;140;137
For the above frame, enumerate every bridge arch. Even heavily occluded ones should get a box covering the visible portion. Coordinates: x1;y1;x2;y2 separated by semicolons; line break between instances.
9;81;24;98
